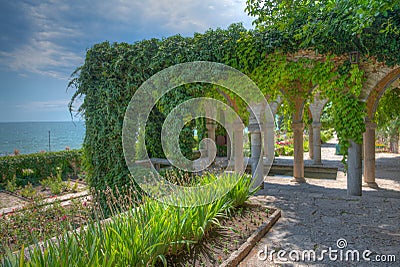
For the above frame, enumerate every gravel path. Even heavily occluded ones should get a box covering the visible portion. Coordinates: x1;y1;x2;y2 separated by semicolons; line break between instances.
240;140;400;266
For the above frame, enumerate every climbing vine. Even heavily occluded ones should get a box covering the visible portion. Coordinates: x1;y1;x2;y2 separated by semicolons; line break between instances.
69;1;399;207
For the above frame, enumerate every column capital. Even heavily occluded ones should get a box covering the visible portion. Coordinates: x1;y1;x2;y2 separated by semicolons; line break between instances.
233;119;244;130
247;103;265;125
248;123;262;133
206;119;217;130
312;122;322;128
365;121;377;130
292;122;304;131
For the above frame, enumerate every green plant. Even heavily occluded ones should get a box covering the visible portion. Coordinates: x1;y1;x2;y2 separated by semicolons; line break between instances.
41;167;67;195
5;175;17;193
19;183;36;199
0;149;82;186
321;129;334;144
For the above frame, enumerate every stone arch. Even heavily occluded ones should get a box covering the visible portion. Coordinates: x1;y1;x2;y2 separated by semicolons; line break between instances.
308;93;330;164
363;66;400;189
366;67;400;120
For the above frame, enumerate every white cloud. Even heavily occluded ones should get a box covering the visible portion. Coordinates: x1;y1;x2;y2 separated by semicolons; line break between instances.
0;39;83;79
96;0;253;33
0;0;253;79
0;0;84;79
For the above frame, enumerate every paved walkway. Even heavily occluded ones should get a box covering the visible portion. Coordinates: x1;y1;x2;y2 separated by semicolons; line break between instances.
240;141;400;266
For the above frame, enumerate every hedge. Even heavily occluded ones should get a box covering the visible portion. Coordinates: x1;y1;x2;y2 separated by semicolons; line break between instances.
0;149;82;186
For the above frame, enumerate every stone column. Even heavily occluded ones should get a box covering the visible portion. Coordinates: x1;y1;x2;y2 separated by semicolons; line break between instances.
363;121;378;188
263;122;275;160
233;120;244;173
226;123;232;159
292;122;306;183
312;122;322;165
206;119;217;162
308;124;314;160
348;140;362;196
248;104;265;189
249;125;263;189
309;94;328;165
264;97;281;158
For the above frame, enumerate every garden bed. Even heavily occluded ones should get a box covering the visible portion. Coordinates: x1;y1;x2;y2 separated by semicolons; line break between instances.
2;174;281;266
0;179;87;210
0;194;92;257
165;203;280;266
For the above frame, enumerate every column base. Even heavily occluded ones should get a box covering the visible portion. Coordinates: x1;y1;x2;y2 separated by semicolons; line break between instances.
312;161;323;166
291;177;307;183
259;182;265;190
363;182;379;189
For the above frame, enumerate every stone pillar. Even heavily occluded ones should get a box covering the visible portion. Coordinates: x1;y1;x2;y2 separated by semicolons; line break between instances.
264;97;281;158
312;122;322;165
233;120;244;173
292;122;306;183
263;122;275;160
363;121;378;188
309;94;328;164
206;119;217;162
248;104;265;189
308;124;314;160
348;140;362;196
226;123;232;159
249;125;263;189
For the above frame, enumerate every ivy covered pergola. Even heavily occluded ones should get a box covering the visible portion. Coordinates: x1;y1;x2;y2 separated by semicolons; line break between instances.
69;0;400;204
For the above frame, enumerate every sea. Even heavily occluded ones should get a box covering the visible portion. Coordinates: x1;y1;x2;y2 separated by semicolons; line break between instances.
0;121;85;156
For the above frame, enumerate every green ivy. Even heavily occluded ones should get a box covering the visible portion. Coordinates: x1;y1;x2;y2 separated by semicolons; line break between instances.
69;5;399;209
0;150;82;188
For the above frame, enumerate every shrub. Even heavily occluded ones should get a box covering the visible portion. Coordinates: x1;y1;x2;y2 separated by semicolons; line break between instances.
19;183;36;199
0;150;82;189
5;175;17;193
321;129;335;143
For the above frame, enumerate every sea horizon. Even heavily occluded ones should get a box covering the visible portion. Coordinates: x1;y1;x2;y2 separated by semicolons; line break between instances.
0;121;86;156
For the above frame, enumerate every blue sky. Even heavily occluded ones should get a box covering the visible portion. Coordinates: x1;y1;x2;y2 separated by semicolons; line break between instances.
0;0;254;122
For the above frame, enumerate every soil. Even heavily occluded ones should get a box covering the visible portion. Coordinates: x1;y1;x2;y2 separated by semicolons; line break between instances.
0;192;27;209
164;203;275;266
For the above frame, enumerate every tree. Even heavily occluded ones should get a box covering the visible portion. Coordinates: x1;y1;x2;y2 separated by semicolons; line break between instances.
245;0;400;54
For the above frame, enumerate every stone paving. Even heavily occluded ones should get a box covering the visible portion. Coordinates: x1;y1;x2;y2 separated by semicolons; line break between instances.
240;141;400;266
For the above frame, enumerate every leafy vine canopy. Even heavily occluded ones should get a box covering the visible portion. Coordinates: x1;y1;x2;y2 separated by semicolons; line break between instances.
68;1;399;200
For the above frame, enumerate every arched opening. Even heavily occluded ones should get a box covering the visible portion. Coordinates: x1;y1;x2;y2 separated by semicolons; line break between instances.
364;67;400;188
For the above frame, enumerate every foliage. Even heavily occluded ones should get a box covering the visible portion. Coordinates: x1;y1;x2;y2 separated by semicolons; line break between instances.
40;168;66;195
0;150;82;189
246;0;400;65
274;136;309;156
4;175;17;193
375;87;400;152
19;183;36;199
321;129;335;144
3;173;255;266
